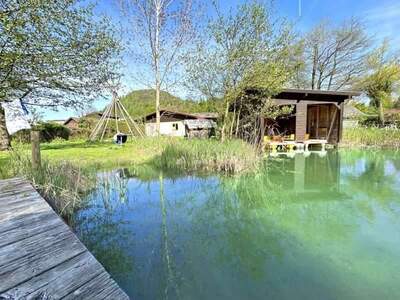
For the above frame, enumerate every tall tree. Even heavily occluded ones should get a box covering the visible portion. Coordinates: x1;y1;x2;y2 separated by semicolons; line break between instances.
360;42;400;125
119;0;196;136
297;19;370;90
0;0;121;150
184;1;295;141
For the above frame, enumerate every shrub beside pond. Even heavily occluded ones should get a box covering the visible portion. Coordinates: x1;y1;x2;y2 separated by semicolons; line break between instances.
342;127;400;148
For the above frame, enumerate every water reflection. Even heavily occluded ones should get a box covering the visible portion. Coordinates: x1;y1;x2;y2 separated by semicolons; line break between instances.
72;150;400;300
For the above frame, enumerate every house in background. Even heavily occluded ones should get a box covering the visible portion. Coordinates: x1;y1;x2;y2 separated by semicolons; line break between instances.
63;117;80;130
144;110;217;138
343;103;366;128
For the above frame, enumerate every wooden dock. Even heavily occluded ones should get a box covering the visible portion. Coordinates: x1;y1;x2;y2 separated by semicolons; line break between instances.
0;178;129;300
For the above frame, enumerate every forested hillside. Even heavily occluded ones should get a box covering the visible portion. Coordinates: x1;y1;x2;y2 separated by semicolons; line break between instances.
119;89;221;118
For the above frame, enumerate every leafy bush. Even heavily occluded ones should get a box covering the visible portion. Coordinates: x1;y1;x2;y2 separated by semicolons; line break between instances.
359;114;400;128
12;122;71;143
358;115;381;127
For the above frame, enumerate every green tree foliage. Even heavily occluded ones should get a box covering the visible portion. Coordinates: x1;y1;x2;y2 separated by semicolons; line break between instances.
0;0;121;149
360;42;400;125
184;1;295;141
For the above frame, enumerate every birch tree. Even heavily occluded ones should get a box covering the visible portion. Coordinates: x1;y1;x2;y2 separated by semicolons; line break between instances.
119;0;196;135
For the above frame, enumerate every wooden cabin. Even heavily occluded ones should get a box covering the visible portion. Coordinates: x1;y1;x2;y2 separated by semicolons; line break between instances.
144;110;217;138
231;88;360;145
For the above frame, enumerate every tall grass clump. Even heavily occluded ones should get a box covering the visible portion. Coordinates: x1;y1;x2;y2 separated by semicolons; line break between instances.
152;138;260;173
8;150;95;218
342;127;400;148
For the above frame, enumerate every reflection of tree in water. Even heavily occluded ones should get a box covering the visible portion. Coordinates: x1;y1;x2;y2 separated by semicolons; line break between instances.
158;171;181;299
340;150;400;218
72;172;135;281
185;153;365;281
72;153;400;299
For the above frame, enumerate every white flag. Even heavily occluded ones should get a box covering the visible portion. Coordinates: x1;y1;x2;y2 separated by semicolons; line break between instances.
2;100;31;135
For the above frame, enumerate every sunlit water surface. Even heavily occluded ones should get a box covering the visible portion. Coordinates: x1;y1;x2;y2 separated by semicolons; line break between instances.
72;150;400;300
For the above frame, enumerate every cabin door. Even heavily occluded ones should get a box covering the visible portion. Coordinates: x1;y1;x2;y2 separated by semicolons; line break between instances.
307;105;331;139
307;106;318;139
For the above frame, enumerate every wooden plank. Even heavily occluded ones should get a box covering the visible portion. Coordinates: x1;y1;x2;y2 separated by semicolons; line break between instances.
63;272;129;300
0;178;129;299
0;193;44;214
0;224;75;268
0;210;55;235
3;252;105;299
0;212;62;247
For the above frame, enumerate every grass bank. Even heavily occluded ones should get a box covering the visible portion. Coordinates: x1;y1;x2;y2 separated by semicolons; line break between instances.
342;127;400;148
7;150;96;219
151;138;259;173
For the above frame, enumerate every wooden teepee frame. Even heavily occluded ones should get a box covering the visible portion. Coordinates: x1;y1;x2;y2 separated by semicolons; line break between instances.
89;91;144;141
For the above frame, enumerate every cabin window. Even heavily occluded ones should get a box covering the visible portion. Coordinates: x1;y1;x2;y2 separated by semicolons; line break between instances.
172;123;179;130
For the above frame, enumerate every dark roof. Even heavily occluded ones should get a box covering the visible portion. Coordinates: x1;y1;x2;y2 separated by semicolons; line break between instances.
144;110;216;121
191;112;218;119
63;117;79;125
274;88;361;102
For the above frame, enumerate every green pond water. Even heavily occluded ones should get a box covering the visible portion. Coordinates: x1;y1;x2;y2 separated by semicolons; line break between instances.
72;150;400;300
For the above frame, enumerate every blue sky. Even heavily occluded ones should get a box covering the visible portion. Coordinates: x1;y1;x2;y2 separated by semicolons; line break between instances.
42;0;400;120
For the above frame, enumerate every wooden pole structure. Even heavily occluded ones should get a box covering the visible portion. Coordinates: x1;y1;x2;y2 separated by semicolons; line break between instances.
31;130;41;169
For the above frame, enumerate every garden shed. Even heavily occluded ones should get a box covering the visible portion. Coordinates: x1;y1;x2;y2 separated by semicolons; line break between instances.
231;88;360;145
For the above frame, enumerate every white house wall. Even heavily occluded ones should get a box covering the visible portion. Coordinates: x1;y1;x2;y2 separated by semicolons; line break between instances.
145;121;186;137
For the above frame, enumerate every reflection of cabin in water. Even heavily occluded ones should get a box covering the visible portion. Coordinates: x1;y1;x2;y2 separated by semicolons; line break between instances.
270;152;343;200
144;110;217;138
231;89;360;145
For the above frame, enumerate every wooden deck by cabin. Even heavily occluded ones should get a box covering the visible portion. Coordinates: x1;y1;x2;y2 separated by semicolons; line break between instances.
0;178;129;300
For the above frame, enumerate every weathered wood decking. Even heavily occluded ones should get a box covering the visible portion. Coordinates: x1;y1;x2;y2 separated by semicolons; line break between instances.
0;178;129;300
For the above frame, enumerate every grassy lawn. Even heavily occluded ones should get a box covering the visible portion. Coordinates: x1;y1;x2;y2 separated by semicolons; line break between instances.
1;137;259;172
1;138;169;168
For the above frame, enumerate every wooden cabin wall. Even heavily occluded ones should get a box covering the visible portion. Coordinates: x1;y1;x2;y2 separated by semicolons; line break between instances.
295;102;308;142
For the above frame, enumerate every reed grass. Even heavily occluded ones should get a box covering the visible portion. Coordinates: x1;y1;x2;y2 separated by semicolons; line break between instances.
151;138;260;173
342;127;400;148
8;150;95;218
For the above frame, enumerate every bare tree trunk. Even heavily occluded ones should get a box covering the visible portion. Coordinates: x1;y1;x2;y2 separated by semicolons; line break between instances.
156;81;161;136
229;104;236;137
311;46;318;90
221;100;230;142
0;105;11;151
235;107;241;136
155;1;161;136
379;100;385;126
